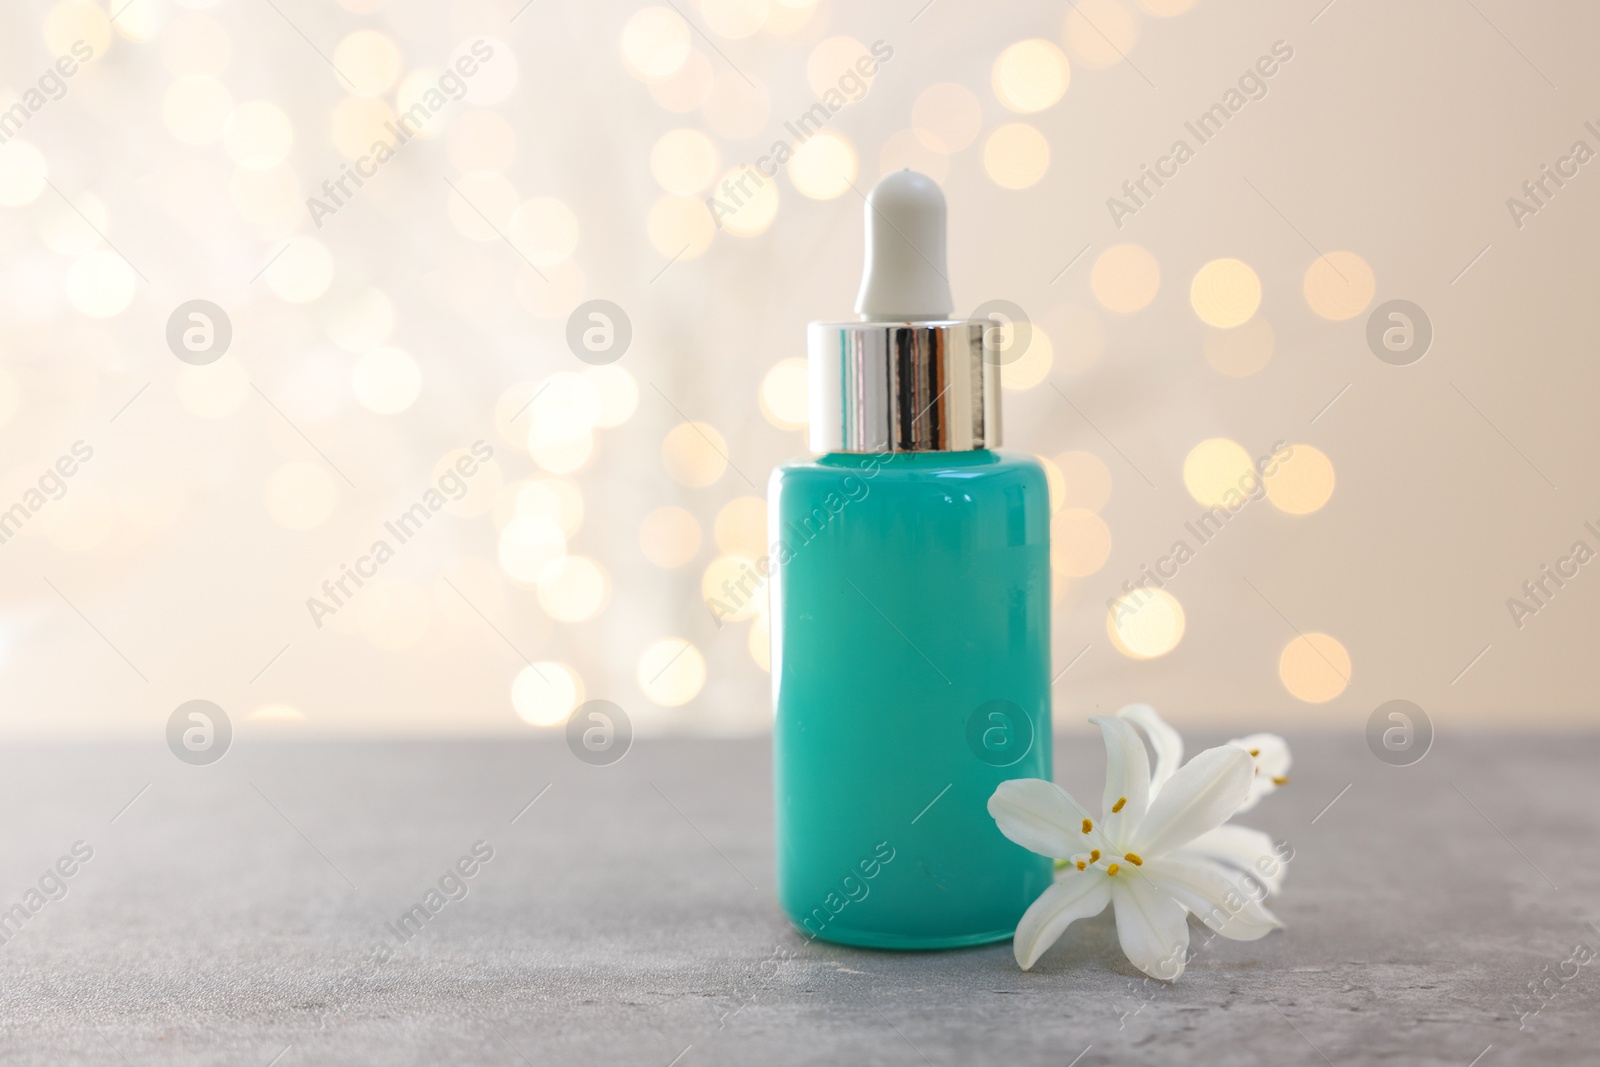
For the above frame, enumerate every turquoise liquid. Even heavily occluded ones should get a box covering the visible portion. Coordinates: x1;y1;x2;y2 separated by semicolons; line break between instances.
769;449;1053;949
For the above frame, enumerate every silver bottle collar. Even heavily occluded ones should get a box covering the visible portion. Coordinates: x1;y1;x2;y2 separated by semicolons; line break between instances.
807;320;1001;454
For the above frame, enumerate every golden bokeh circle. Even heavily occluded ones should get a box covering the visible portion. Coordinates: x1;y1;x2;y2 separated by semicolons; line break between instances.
43;1;111;61
638;638;706;706
647;194;716;259
350;347;421;414
992;39;1070;113
65;251;136;318
1279;633;1351;703
702;555;762;622
586;365;639;428
715;496;768;558
748;619;771;671
1182;438;1256;508
1052;508;1112;577
759;358;809;430
789;131;857;200
651;128;720;195
498;515;566;586
1091;244;1160;314
662;422;730;487
713;166;779;237
1190;257;1261;328
333;29;402;96
999;326;1053;390
621;7;691;79
983;123;1050;189
1063;0;1139;69
1303;250;1376;321
1108;588;1186;659
1266;444;1336;515
513;662;583;727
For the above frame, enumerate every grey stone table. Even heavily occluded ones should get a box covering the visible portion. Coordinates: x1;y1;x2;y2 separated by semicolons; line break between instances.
1;733;1595;1066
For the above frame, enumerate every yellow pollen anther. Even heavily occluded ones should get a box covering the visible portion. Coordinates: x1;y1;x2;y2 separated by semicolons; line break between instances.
1089;849;1100;862
1106;863;1120;876
1272;775;1289;786
1124;852;1143;866
1076;860;1087;871
1249;748;1261;757
1082;818;1093;834
1112;797;1127;813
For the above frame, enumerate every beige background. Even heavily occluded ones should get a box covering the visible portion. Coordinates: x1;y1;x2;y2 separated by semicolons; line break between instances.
1;0;1596;740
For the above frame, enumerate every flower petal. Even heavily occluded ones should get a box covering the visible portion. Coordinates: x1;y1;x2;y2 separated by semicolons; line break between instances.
1090;715;1151;845
1116;703;1184;796
1110;873;1191;980
1133;744;1254;858
1179;823;1289;895
1229;733;1291;813
988;778;1091;859
1140;855;1281;941
1012;872;1112;970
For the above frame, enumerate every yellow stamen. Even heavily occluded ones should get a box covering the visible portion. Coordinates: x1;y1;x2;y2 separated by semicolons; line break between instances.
1076;860;1087;871
1082;818;1093;834
1249;748;1261;757
1272;775;1289;786
1089;849;1100;863
1111;797;1127;814
1124;852;1143;866
1106;863;1120;876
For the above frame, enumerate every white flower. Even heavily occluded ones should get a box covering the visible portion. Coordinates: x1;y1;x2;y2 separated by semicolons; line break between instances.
1230;732;1291;812
1117;704;1291;890
988;715;1283;979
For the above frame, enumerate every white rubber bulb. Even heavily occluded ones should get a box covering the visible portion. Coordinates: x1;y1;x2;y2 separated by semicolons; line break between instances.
853;169;953;321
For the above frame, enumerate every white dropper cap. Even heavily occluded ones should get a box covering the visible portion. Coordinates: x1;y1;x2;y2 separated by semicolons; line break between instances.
853;169;953;321
811;169;997;452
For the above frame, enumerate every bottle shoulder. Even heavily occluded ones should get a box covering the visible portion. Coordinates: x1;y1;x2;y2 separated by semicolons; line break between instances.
771;450;1046;493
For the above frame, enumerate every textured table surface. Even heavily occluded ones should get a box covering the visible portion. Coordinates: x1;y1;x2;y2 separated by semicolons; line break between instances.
1;733;1595;1066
